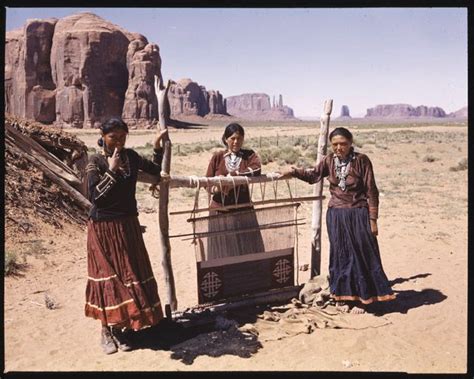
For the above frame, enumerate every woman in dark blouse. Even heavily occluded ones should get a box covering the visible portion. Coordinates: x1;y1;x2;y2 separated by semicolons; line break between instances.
85;118;167;354
280;127;395;313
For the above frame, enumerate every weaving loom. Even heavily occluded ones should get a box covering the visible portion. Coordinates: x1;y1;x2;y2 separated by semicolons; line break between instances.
189;201;301;304
140;79;332;317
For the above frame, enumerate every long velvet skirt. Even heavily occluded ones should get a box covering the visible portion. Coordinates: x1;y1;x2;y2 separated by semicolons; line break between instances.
326;207;396;305
85;215;163;330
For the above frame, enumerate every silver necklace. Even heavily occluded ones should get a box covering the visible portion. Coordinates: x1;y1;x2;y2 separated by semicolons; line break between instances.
334;152;353;191
225;152;242;173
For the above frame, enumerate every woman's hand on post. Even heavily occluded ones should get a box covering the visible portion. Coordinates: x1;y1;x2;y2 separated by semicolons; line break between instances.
154;128;169;149
370;219;378;236
107;148;120;172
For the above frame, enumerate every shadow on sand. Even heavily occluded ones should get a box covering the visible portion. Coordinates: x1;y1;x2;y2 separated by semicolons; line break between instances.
128;307;264;364
388;272;432;286
369;273;447;316
127;273;447;362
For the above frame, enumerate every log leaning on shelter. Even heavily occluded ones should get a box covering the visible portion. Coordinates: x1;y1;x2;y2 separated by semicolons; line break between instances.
5;122;91;211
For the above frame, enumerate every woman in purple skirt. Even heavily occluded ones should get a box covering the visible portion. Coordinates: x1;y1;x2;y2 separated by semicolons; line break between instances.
280;127;395;314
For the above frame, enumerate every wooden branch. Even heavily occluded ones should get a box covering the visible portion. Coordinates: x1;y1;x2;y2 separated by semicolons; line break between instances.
6;123;83;190
155;75;171;136
155;75;178;317
310;99;332;278
5;136;92;210
169;195;325;216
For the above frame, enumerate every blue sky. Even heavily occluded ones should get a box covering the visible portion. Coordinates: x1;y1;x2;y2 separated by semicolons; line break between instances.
5;7;467;117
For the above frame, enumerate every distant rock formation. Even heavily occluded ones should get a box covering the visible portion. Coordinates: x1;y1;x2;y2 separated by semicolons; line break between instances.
337;105;351;119
51;13;140;128
225;93;296;120
5;19;58;124
448;106;467;119
122;37;162;128
5;12;163;129
365;104;447;118
167;78;227;118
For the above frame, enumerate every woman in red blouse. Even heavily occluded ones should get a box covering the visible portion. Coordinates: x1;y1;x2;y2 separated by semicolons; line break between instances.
206;123;261;209
205;123;264;259
280;127;395;314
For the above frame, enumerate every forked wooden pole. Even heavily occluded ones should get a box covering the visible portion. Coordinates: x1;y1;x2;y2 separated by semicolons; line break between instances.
310;99;333;278
155;75;178;318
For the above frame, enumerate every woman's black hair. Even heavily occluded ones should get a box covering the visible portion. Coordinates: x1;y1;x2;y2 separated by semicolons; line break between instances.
222;123;245;146
329;127;353;142
97;117;129;146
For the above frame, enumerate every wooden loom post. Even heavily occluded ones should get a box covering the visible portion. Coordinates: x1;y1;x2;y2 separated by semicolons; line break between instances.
155;75;178;318
310;99;333;278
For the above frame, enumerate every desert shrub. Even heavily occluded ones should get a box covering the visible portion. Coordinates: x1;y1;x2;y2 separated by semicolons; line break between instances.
259;148;277;165
352;139;364;148
304;145;318;161
292;136;308;147
277;147;301;165
294;157;314;169
166;140;223;157
190;145;205;154
449;158;468;172
5;251;26;276
174;146;188;156
199;140;223;151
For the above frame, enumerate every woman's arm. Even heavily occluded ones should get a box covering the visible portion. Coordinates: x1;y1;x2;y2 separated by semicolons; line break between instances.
362;155;379;221
138;128;168;176
206;153;224;196
86;155;119;206
280;156;329;184
362;155;379;236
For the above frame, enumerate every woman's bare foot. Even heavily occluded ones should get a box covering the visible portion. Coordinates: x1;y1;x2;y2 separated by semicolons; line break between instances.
336;301;350;313
350;304;366;314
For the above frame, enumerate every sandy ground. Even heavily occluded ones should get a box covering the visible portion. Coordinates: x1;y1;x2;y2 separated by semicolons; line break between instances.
4;123;468;373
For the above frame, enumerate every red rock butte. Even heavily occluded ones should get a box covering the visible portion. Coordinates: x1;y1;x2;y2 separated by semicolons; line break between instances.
5;12;228;129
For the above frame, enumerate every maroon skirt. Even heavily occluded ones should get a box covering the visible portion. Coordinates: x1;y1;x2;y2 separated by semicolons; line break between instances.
85;215;163;330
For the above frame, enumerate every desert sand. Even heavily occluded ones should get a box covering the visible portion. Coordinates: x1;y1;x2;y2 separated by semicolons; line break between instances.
4;122;468;373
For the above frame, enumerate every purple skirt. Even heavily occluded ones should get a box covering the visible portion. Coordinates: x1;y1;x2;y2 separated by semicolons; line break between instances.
326;207;396;304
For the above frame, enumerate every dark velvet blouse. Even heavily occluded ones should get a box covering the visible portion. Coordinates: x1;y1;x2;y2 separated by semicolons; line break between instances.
293;151;380;219
86;148;163;221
